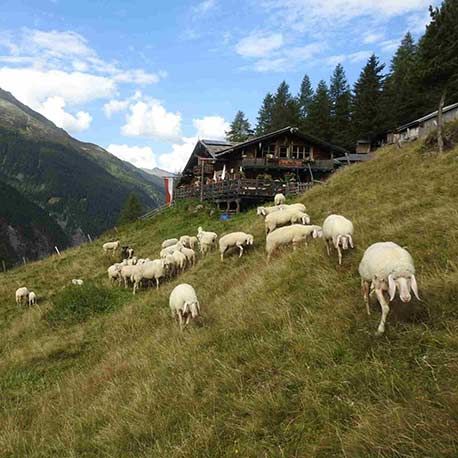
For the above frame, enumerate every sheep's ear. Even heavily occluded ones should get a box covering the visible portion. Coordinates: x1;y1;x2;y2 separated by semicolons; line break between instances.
410;275;420;300
348;234;354;248
388;274;396;301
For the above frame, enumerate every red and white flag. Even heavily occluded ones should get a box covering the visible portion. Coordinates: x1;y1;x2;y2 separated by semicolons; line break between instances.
164;177;174;206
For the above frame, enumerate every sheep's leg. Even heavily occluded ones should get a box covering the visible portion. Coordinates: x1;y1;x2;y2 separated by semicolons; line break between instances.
238;244;244;258
362;280;370;316
375;289;390;335
325;239;331;256
178;312;184;331
337;245;342;265
133;282;137;295
156;278;160;289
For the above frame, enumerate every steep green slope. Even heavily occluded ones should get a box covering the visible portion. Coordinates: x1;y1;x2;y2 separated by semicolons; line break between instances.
0;179;69;267
0;141;457;457
0;88;164;242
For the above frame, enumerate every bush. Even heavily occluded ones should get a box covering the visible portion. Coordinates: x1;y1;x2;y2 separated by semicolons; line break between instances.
46;283;126;325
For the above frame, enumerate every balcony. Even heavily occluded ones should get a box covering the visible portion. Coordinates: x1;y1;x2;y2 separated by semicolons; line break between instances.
242;157;307;168
192;163;215;176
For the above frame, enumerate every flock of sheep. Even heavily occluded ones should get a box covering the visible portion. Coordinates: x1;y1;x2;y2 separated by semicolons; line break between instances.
13;192;420;335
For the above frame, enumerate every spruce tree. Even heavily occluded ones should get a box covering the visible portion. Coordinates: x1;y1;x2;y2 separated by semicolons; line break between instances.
307;80;332;140
298;74;314;118
118;193;143;225
226;111;254;142
255;93;274;135
352;54;385;144
270;81;301;131
329;64;352;149
418;0;458;152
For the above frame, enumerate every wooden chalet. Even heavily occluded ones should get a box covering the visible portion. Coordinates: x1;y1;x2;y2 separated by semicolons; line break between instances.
176;127;347;212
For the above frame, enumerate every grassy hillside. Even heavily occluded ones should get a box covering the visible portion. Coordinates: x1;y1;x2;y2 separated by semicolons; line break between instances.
0;140;457;457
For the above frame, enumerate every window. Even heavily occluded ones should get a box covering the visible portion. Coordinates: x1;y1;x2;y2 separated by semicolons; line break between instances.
279;146;288;158
291;144;310;160
262;143;276;156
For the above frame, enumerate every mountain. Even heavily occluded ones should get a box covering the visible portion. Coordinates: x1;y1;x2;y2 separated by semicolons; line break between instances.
0;88;164;245
142;166;178;178
0;134;456;456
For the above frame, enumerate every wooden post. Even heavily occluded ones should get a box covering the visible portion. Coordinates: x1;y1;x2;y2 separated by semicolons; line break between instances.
200;159;204;202
437;90;446;154
307;163;314;183
87;234;93;243
54;246;61;256
2;260;6;272
22;257;26;265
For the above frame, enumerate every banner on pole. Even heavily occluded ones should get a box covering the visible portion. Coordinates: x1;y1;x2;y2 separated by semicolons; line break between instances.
164;177;174;206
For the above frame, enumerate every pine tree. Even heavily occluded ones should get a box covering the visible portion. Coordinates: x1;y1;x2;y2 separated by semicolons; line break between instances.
226;111;254;142
298;74;314;118
418;0;458;152
307;80;332;140
329;64;352;148
270;81;301;131
118;193;143;225
352;54;385;144
255;93;274;135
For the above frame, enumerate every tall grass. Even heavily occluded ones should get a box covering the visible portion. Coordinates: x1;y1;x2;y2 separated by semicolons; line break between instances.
0;140;457;457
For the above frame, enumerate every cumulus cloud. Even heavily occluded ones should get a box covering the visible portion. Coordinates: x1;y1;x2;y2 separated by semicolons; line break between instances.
103;99;130;118
235;32;284;58
325;50;373;66
158;137;197;173
107;144;157;170
193;115;229;139
41;96;92;132
121;100;182;141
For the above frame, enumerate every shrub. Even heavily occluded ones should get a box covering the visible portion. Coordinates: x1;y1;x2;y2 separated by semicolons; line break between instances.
46;282;126;325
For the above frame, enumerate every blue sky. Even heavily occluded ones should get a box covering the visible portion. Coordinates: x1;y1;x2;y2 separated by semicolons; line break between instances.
0;0;439;172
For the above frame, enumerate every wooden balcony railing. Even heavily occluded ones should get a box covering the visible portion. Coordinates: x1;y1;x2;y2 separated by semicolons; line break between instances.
242;157;307;168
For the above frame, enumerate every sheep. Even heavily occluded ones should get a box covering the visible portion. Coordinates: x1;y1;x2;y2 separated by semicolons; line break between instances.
257;203;306;217
219;232;254;261
179;235;191;247
132;259;165;294
322;214;354;265
188;236;198;250
125;256;137;266
15;287;29;306
103;240;120;256
160;241;184;259
121;246;134;259
172;250;187;273
71;279;84;286
169;283;201;331
163;254;177;277
120;264;140;288
265;208;310;234
107;264;123;285
358;242;420;335
28;291;37;306
181;247;196;267
274;192;286;205
197;227;218;256
266;224;323;261
162;238;179;249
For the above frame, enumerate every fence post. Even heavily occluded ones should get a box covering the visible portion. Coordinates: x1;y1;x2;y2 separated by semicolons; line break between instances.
2;260;6;272
54;246;61;256
22;257;26;265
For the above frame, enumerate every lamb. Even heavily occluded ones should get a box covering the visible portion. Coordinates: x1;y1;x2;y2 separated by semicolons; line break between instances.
169;283;201;331
358;242;420;335
162;238;179;249
266;224;323;261
274;192;286;205
180;247;196;267
160;241;184;259
15;287;29;306
71;279;84;286
264;208;310;234
103;240;120;256
219;232;254;261
197;227;218;256
322;214;354;265
132;259;165;294
28;291;37;306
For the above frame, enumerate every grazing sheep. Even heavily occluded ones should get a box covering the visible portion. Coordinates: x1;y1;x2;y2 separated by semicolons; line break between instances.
179;235;192;248
265;208;311;234
163;254;177;277
188;236;198;250
28;291;37;306
120;265;140;288
103;240;120;256
257;205;283;217
169;283;201;331
132;259;165;294
172;250;187;273
285;203;306;213
197;227;218;256
219;232;254;261
160;241;184;259
274;192;286;205
359;242;420;335
71;279;84;286
181;247;196;267
107;264;123;285
266;224;323;261
162;238;179;249
15;287;29;306
322;214;355;265
125;256;137;266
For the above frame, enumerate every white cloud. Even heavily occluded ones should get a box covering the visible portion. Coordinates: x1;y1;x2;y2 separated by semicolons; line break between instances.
363;32;385;44
193;115;228;139
235;32;284;58
407;11;432;35
41;96;92;132
113;68;161;85
121;100;182;141
107;144;157;170
192;0;216;16
158;136;197;173
380;38;400;53
325;50;372;66
103;99;130;118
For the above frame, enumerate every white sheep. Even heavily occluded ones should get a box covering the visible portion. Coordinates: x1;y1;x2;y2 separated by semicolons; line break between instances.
322;214;354;265
257;205;282;217
28;291;37;306
265;208;310;234
219;232;254;261
120;264;140;288
162;238;179;249
107;264;123;285
358;242;420;335
169;283;201;331
274;193;286;205
71;279;84;286
188;236;198;250
125;256;137;266
197;227;218;256
15;287;29;306
160;241;183;259
266;224;322;261
179;235;191;248
132;259;165;294
103;240;120;256
172;250;187;273
181;247;196;267
163;254;177;277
